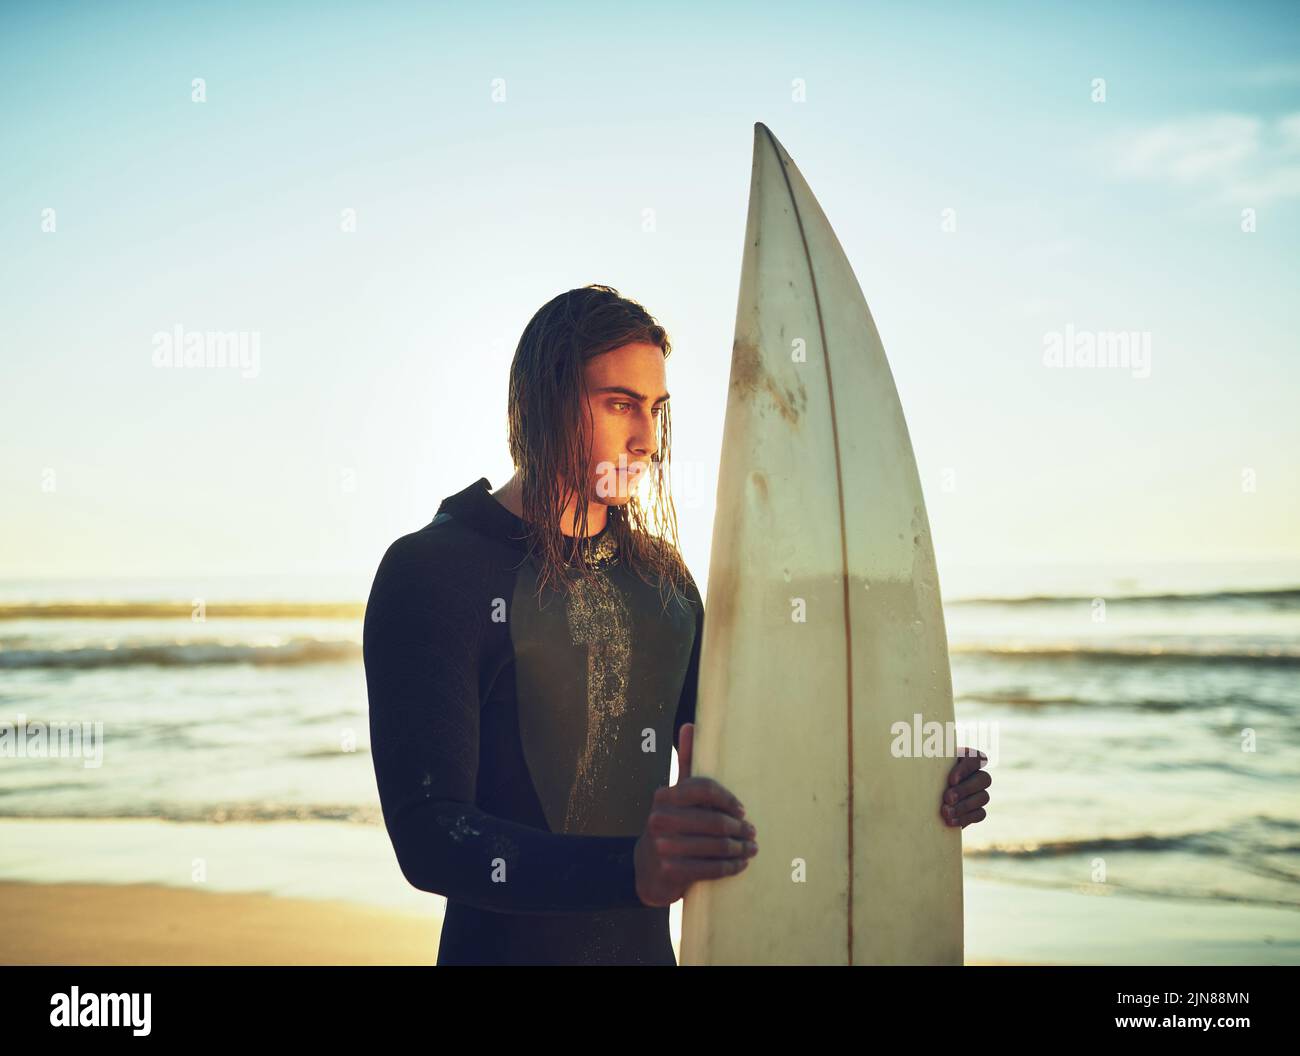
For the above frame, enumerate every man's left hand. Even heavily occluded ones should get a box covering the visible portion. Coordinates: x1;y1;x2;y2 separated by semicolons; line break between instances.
940;747;991;829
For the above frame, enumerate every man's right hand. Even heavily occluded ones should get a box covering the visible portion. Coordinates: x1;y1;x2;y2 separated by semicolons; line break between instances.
634;722;758;908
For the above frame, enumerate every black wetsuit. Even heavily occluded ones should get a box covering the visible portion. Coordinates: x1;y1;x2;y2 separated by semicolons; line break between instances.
363;477;702;965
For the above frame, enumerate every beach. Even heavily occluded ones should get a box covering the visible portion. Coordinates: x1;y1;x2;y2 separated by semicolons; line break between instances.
4;0;1300;981
2;817;1296;966
5;873;1296;966
0;881;438;966
2;569;1298;966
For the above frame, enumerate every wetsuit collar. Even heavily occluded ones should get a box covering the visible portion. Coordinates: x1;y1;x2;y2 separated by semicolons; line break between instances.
437;477;613;557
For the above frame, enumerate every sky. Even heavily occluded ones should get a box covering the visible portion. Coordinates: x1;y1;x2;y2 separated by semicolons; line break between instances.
2;0;1298;598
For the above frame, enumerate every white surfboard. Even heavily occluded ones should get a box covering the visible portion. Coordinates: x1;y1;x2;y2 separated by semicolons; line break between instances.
679;123;963;965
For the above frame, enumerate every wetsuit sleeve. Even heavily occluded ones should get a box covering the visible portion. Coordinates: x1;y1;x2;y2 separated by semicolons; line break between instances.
363;532;646;915
673;571;703;755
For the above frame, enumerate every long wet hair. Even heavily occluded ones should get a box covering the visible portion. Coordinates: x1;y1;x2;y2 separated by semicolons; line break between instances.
506;284;692;609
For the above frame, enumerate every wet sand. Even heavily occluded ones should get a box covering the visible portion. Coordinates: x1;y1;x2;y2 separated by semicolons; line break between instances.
5;820;1290;965
0;881;439;965
0;880;1043;965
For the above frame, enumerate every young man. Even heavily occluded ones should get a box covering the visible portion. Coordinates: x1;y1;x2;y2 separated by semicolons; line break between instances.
363;285;755;965
364;284;992;966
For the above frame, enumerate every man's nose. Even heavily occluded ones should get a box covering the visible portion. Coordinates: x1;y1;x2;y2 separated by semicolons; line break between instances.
631;416;659;461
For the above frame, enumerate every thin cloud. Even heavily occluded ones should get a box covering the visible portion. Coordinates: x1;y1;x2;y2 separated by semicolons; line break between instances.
1235;62;1300;85
1111;111;1300;204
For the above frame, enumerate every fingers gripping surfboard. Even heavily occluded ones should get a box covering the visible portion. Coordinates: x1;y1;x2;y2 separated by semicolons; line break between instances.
679;123;963;966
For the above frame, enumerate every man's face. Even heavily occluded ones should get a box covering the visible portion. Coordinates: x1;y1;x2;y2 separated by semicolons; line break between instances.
578;341;669;506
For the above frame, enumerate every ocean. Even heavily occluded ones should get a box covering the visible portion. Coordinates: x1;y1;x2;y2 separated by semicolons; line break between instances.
2;566;1298;961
